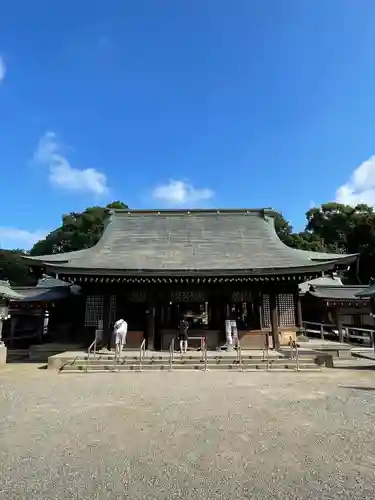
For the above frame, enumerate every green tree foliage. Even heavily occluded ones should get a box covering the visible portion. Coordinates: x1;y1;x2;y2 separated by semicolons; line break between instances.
303;203;375;283
3;200;375;285
30;201;128;256
271;203;375;283
0;249;36;286
273;212;327;251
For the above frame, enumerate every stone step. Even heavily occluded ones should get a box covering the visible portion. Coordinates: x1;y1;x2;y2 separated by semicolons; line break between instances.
67;354;291;362
61;362;319;373
6;349;29;361
66;358;316;366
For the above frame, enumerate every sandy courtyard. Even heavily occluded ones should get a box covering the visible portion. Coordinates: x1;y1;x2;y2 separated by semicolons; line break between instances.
0;364;375;499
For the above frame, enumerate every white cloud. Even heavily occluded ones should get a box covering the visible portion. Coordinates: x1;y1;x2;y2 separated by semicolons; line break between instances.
0;227;47;250
0;55;6;83
152;180;214;207
336;155;375;206
34;131;109;195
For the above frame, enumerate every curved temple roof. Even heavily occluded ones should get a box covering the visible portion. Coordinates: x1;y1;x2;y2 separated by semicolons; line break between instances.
299;275;344;295
24;209;358;276
306;285;368;301
0;280;24;300
356;284;375;298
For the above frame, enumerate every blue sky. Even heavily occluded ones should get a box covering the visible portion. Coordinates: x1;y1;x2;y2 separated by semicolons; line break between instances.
1;0;375;249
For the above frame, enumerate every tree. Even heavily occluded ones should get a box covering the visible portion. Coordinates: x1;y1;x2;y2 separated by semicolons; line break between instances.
272;212;322;250
30;201;128;256
272;212;294;246
304;202;375;283
0;249;36;286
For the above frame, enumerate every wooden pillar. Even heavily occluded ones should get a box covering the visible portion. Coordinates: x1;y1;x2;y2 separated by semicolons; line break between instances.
257;289;263;329
103;293;112;350
270;292;280;350
146;303;155;350
294;290;303;329
9;316;17;348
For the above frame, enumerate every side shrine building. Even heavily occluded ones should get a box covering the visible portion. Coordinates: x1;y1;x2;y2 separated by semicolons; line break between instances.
25;209;358;351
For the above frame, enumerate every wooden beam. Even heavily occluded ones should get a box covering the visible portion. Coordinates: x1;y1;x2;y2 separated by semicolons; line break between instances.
145;304;155;350
60;273;322;285
294;290;303;329
270;293;280;350
102;294;112;350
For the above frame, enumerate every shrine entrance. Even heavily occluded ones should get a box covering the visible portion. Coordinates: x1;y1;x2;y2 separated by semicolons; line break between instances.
153;286;264;350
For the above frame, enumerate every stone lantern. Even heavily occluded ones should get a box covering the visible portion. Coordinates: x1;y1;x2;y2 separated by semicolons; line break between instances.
0;281;24;366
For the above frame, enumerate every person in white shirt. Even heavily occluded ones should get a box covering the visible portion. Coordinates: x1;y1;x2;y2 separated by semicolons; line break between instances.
113;318;128;358
225;306;238;349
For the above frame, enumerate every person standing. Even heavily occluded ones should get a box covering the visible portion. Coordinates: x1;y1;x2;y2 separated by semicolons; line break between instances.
113;317;128;358
225;306;238;349
178;315;189;354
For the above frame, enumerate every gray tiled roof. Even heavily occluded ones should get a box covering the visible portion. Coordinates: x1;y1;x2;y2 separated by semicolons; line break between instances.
12;286;71;302
37;276;71;287
299;275;344;295
355;284;375;298
290;248;348;261
307;285;368;300
0;280;24;300
36;276;81;295
24;209;358;275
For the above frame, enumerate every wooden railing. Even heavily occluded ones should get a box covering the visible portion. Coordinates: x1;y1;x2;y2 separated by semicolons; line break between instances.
303;321;375;346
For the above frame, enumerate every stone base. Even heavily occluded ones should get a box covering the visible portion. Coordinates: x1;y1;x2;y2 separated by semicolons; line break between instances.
0;343;7;367
29;343;83;363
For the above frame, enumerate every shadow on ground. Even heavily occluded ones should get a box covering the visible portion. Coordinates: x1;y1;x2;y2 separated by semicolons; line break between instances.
334;365;375;371
340;385;375;391
6;353;47;369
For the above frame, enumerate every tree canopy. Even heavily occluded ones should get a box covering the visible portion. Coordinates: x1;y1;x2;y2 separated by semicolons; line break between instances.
1;201;375;286
303;203;375;283
30;201;128;256
0;249;37;286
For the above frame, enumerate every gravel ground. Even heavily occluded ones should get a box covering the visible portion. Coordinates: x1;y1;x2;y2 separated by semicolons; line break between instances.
0;364;375;500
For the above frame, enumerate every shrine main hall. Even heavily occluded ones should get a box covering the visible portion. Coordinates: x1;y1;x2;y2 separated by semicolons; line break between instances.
25;208;357;351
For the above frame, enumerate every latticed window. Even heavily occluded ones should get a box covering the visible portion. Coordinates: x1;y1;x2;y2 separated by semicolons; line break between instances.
231;290;252;303
277;293;295;326
262;294;271;327
127;290;147;303
85;295;104;327
84;295;117;327
170;290;206;302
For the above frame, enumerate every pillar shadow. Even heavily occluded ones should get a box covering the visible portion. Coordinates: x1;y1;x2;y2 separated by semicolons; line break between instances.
340;385;375;391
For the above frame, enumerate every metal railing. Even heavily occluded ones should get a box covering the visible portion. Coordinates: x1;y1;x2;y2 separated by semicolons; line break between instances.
288;341;300;371
262;343;270;371
187;336;206;353
87;335;97;361
87;326;104;361
295;346;300;371
139;339;146;371
203;335;208;371
86;329;101;372
169;337;175;371
303;321;375;346
236;338;243;370
114;341;120;372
